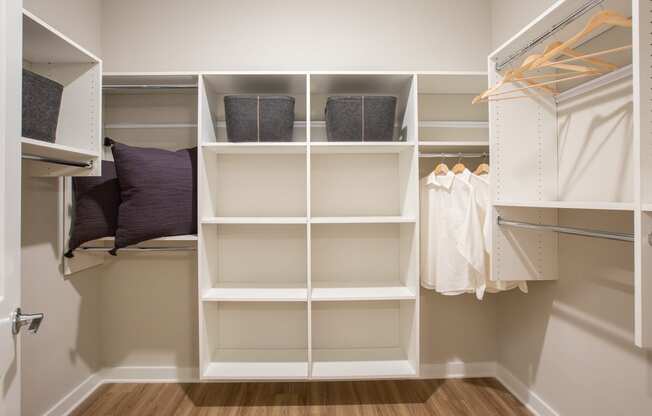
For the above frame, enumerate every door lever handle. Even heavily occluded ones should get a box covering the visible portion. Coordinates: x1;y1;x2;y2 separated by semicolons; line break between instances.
11;308;44;335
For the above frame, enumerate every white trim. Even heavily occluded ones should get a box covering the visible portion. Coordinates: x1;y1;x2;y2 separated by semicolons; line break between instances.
44;363;560;416
496;364;559;416
99;366;199;383
43;374;102;416
419;361;496;379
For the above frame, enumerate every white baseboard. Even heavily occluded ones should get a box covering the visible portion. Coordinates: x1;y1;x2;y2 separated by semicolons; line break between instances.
496;364;559;416
99;366;198;383
43;373;103;416
45;363;558;416
419;361;497;379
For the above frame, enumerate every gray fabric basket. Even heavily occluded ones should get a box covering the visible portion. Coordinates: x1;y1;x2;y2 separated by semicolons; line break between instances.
22;69;63;143
224;95;295;142
325;96;397;141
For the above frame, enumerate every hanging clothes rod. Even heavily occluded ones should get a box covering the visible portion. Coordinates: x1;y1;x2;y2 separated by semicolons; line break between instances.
75;246;196;253
102;84;197;90
419;152;488;159
495;0;605;71
497;216;634;243
22;154;93;169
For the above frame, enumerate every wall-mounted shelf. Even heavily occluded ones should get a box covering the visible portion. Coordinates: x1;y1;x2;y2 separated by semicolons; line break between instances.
22;10;102;177
311;216;416;224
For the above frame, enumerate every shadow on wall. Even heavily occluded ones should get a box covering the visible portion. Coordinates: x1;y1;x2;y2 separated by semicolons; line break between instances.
497;210;652;407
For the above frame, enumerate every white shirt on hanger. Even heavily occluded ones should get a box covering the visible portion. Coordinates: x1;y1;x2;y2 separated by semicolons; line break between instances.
469;172;527;295
420;169;485;296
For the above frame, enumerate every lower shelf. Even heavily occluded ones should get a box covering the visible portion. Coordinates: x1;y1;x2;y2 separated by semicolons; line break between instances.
311;348;416;379
203;349;309;380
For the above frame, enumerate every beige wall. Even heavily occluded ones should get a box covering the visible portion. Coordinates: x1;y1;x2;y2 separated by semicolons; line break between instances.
490;0;556;49
490;1;652;414
21;1;103;415
21;176;102;416
100;0;491;72
24;0;101;56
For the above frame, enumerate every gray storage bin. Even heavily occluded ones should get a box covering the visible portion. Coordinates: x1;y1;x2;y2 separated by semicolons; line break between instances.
325;96;397;141
224;95;295;142
22;69;64;143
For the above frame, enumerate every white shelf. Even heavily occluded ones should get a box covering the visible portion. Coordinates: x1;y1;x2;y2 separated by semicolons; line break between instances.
204;349;309;380
310;216;416;224
310;141;414;154
93;235;198;243
203;287;308;302
643;204;652;212
204;361;308;380
21;137;99;162
23;10;100;64
203;142;307;154
418;141;489;150
311;357;416;380
202;217;308;225
311;286;416;302
494;201;636;211
419;121;488;129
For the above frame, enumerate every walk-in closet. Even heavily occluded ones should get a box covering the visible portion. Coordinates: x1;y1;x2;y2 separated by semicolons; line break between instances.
1;0;651;415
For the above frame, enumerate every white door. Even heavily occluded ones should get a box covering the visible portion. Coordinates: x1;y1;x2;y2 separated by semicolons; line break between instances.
0;0;23;414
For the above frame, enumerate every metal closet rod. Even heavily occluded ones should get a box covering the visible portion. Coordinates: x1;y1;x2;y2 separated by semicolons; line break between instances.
22;154;93;169
419;152;488;158
76;246;196;253
102;84;197;90
497;216;634;243
495;0;605;71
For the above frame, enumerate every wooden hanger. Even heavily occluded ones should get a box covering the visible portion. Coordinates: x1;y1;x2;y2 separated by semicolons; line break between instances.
542;41;618;71
474;154;490;175
473;10;631;105
434;159;449;176
452;155;466;174
529;10;632;70
476;70;600;102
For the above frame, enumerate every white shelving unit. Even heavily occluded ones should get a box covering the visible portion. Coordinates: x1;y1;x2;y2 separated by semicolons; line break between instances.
488;0;652;348
198;72;419;380
22;10;102;176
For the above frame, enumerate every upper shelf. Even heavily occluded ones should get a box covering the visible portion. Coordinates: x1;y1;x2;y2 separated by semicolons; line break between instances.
23;10;99;64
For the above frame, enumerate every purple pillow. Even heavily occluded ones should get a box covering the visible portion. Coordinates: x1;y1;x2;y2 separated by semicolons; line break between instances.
111;142;197;251
66;160;121;256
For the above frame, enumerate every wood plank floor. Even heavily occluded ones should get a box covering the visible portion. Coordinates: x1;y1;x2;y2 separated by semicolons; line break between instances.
71;378;532;416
